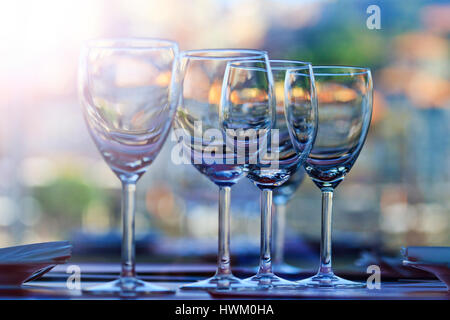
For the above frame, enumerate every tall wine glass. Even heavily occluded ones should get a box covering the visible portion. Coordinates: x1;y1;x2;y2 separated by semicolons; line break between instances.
270;61;308;276
238;60;317;289
272;167;305;274
173;49;270;290
79;38;179;296
286;66;373;288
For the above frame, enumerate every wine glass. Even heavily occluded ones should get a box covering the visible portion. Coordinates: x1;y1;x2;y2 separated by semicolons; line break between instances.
79;38;179;296
173;49;270;290
272;167;305;274
269;61;309;276
286;66;373;288
236;60;317;289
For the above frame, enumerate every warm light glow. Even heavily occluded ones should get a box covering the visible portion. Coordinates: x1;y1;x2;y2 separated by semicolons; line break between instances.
208;81;222;105
156;71;172;87
275;82;285;108
229;88;268;104
394;32;448;60
379;31;449;109
318;84;357;103
0;0;102;93
371;90;387;124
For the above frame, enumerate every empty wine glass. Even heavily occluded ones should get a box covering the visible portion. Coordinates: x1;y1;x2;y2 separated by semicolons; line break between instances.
269;60;309;276
234;60;317;289
286;66;373;288
79;38;179;296
173;49;270;290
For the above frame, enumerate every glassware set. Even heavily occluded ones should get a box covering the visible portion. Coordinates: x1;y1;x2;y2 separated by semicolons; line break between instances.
79;38;373;296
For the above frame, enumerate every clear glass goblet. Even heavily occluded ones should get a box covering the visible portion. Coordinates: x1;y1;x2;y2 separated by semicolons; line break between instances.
79;38;179;296
173;49;270;290
269;61;309;276
286;66;373;288
226;60;317;289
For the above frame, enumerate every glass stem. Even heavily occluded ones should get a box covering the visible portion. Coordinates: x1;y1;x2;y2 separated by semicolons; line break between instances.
120;182;137;279
258;189;273;275
318;188;334;276
273;203;286;266
216;186;232;277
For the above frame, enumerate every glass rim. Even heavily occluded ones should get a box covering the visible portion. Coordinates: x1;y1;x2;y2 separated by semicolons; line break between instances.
180;49;267;60
289;65;371;76
228;59;268;69
269;59;311;70
83;37;178;50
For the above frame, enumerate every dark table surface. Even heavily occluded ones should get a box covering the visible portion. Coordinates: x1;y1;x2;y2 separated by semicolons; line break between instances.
1;263;449;300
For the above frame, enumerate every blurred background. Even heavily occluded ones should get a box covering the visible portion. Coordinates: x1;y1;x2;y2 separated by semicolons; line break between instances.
0;0;448;269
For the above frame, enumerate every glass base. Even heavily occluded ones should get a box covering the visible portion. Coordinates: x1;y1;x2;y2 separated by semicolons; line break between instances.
82;277;175;297
273;263;302;275
179;273;245;290
297;273;366;289
241;273;301;290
